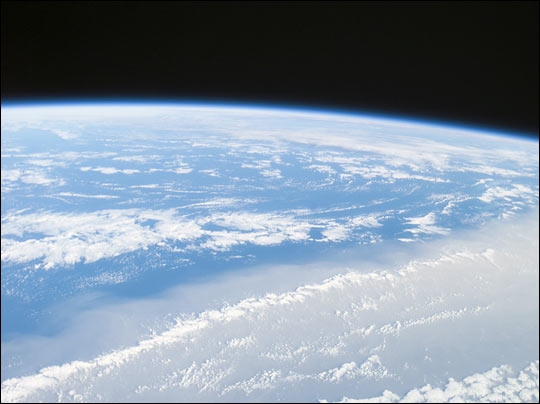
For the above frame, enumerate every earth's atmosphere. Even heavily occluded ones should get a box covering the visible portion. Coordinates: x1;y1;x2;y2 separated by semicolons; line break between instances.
0;104;538;402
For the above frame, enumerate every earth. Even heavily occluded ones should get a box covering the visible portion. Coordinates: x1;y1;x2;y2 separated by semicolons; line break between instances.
1;103;538;402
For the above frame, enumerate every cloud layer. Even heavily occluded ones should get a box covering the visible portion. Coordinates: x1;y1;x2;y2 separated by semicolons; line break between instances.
1;208;383;269
1;210;538;402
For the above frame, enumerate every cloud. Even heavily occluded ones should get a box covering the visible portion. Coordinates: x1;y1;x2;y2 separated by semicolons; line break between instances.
198;169;219;177
338;164;448;183
1;169;22;183
241;160;283;178
349;214;384;228
259;169;282;179
397;238;416;243
459;165;536;178
307;164;337;175
241;161;271;170
1;210;538;402
478;184;537;204
113;155;158;163
51;129;78;140
129;184;160;189
56;192;119;199
1;169;64;187
147;165;193;175
334;360;539;403
1;208;366;268
404;212;450;236
174;167;193;174
80;167;140;175
2;104;537;175
319;223;351;242
25;159;67;167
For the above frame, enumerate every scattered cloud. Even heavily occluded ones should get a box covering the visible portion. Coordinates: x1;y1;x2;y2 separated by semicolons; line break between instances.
334;360;539;403
24;159;66;167
1;207;368;268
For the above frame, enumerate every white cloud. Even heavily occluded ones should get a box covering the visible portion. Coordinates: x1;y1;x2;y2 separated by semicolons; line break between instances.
1;208;361;268
174;167;193;174
129;184;160;189
404;212;450;236
24;159;66;167
2;104;537;174
460;165;536;178
315;160;449;183
241;160;271;170
1;169;22;183
259;169;282;179
335;360;539;403
478;184;537;204
397;238;416;243
307;164;337;175
79;167;140;175
473;178;494;186
113;155;156;163
319;223;351;242
51;129;78;140
20;172;58;185
241;160;283;179
56;192;119;199
148;166;193;174
198;169;219;177
349;214;384;228
1;210;537;402
1;169;64;187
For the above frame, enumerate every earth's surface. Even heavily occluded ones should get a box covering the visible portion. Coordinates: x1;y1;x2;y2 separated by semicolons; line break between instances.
1;103;538;402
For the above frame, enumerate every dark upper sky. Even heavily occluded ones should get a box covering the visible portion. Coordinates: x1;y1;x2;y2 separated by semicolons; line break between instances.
1;1;539;136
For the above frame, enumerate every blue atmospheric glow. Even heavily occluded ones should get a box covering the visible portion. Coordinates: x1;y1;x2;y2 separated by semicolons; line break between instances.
1;99;537;142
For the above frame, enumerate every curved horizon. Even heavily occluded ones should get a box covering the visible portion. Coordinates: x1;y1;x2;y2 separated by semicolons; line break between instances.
1;99;538;142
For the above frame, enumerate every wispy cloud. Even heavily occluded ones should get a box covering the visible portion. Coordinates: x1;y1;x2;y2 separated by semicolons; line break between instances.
80;167;140;175
404;212;450;236
56;192;119;199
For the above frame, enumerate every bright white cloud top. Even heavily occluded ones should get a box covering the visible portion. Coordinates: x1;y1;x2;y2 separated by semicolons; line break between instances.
1;104;538;402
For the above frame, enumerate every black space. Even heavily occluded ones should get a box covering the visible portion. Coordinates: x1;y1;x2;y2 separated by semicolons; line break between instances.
1;1;539;136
